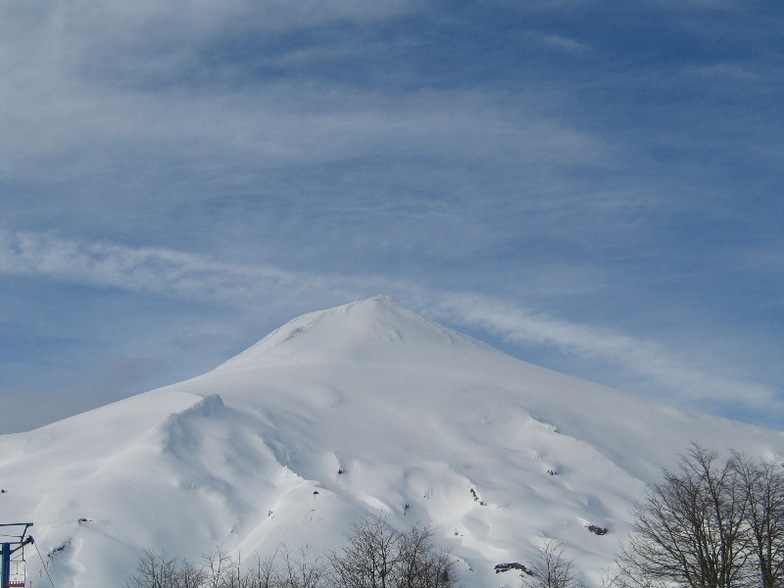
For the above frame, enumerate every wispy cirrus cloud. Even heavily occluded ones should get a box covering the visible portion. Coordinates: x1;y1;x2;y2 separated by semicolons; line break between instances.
430;293;778;412
0;231;364;304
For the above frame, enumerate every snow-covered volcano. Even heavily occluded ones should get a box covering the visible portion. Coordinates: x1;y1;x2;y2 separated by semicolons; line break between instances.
1;297;782;587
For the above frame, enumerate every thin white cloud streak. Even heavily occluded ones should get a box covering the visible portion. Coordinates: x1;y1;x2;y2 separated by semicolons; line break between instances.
430;293;777;410
525;31;594;55
0;231;298;302
0;231;393;311
0;230;777;420
2;82;613;172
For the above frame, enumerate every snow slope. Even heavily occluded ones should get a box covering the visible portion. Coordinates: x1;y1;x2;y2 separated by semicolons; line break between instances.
0;297;782;588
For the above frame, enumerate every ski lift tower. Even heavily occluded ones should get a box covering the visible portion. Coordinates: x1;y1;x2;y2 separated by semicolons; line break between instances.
0;524;33;588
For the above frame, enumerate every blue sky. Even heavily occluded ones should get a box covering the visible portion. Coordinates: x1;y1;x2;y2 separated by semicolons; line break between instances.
1;0;782;433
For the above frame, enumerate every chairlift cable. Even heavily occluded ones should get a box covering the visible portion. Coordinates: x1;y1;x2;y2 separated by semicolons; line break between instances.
33;541;57;588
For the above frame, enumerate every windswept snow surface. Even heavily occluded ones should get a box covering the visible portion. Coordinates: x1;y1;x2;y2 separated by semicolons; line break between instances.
1;297;782;587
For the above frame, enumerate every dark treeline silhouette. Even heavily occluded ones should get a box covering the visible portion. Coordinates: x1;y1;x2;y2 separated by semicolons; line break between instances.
127;518;454;588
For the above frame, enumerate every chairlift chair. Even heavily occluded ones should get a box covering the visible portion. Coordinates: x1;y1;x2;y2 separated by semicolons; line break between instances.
7;544;25;588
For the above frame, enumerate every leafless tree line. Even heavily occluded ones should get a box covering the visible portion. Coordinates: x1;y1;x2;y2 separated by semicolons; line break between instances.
613;445;784;588
127;518;455;588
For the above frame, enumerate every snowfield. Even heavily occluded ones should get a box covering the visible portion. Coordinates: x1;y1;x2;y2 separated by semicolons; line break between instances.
0;297;782;587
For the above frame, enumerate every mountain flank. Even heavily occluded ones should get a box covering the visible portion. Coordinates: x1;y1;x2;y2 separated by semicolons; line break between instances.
0;297;781;588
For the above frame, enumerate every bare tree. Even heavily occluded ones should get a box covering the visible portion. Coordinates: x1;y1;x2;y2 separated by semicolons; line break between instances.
328;517;454;588
733;453;784;588
127;549;201;588
328;517;402;588
617;445;784;588
396;523;454;588
244;553;279;588
276;547;326;588
202;548;237;588
618;446;751;588
178;559;208;588
521;539;580;588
